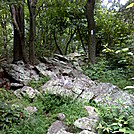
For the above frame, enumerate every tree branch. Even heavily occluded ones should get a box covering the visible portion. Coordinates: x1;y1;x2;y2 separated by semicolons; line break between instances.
35;1;46;17
27;0;32;16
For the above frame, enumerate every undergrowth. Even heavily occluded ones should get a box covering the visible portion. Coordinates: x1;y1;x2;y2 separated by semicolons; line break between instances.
96;101;134;134
0;89;88;134
82;58;134;93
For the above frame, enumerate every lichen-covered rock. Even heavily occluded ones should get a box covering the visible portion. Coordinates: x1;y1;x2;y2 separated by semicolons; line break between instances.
92;83;134;106
10;83;24;89
35;63;46;76
57;128;73;134
54;54;68;62
1;61;39;85
24;106;37;113
47;120;67;134
84;106;99;119
14;86;40;98
74;117;97;132
80;130;97;134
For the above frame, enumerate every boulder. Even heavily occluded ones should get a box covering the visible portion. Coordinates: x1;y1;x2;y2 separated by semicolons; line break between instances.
10;83;24;89
54;54;68;62
57;128;73;134
1;61;39;85
47;120;68;134
14;86;40;99
74;117;97;132
91;83;134;106
80;130;97;134
35;63;46;76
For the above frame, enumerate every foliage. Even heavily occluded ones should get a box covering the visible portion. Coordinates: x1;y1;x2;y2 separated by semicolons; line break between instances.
82;58;134;91
0;101;21;130
0;88;87;133
95;3;134;67
96;101;134;134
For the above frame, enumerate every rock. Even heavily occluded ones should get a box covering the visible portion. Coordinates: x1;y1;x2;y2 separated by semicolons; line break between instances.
80;130;97;134
57;128;73;134
14;86;40;99
44;70;57;79
54;54;68;62
24;106;37;113
35;63;47;76
40;57;52;64
62;69;72;76
10;83;24;89
15;60;24;66
92;83;134;106
1;61;39;85
84;106;98;119
67;52;82;60
74;117;97;132
58;113;66;121
47;120;67;134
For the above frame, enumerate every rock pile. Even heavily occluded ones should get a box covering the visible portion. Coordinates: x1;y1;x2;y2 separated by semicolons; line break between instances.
1;53;134;134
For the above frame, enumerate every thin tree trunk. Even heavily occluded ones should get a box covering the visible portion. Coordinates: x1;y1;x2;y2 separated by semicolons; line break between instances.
0;15;8;59
86;0;96;65
77;26;87;54
53;30;63;55
65;29;76;55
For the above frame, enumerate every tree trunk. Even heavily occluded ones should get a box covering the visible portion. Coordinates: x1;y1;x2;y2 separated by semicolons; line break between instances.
64;29;76;55
86;0;96;65
27;0;37;65
53;30;63;55
10;1;28;63
77;26;87;54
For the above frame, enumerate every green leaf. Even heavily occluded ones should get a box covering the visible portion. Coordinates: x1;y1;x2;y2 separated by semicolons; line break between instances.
126;3;134;9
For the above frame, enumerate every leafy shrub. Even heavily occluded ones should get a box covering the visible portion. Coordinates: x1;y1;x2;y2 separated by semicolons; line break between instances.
97;101;134;134
82;58;134;90
0;101;22;130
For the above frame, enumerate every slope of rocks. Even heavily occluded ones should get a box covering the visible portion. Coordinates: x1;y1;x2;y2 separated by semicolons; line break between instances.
1;53;134;134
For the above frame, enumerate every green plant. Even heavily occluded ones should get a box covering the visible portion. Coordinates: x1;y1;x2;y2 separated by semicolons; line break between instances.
0;92;88;134
82;58;134;90
28;76;50;89
0;101;22;130
96;101;134;134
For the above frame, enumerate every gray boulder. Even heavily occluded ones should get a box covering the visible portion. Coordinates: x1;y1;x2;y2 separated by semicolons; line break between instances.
47;120;68;134
14;86;40;98
1;61;39;85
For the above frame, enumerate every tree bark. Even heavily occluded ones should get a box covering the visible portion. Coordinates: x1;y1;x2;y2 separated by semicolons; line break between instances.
27;0;37;65
10;1;28;63
86;0;96;65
